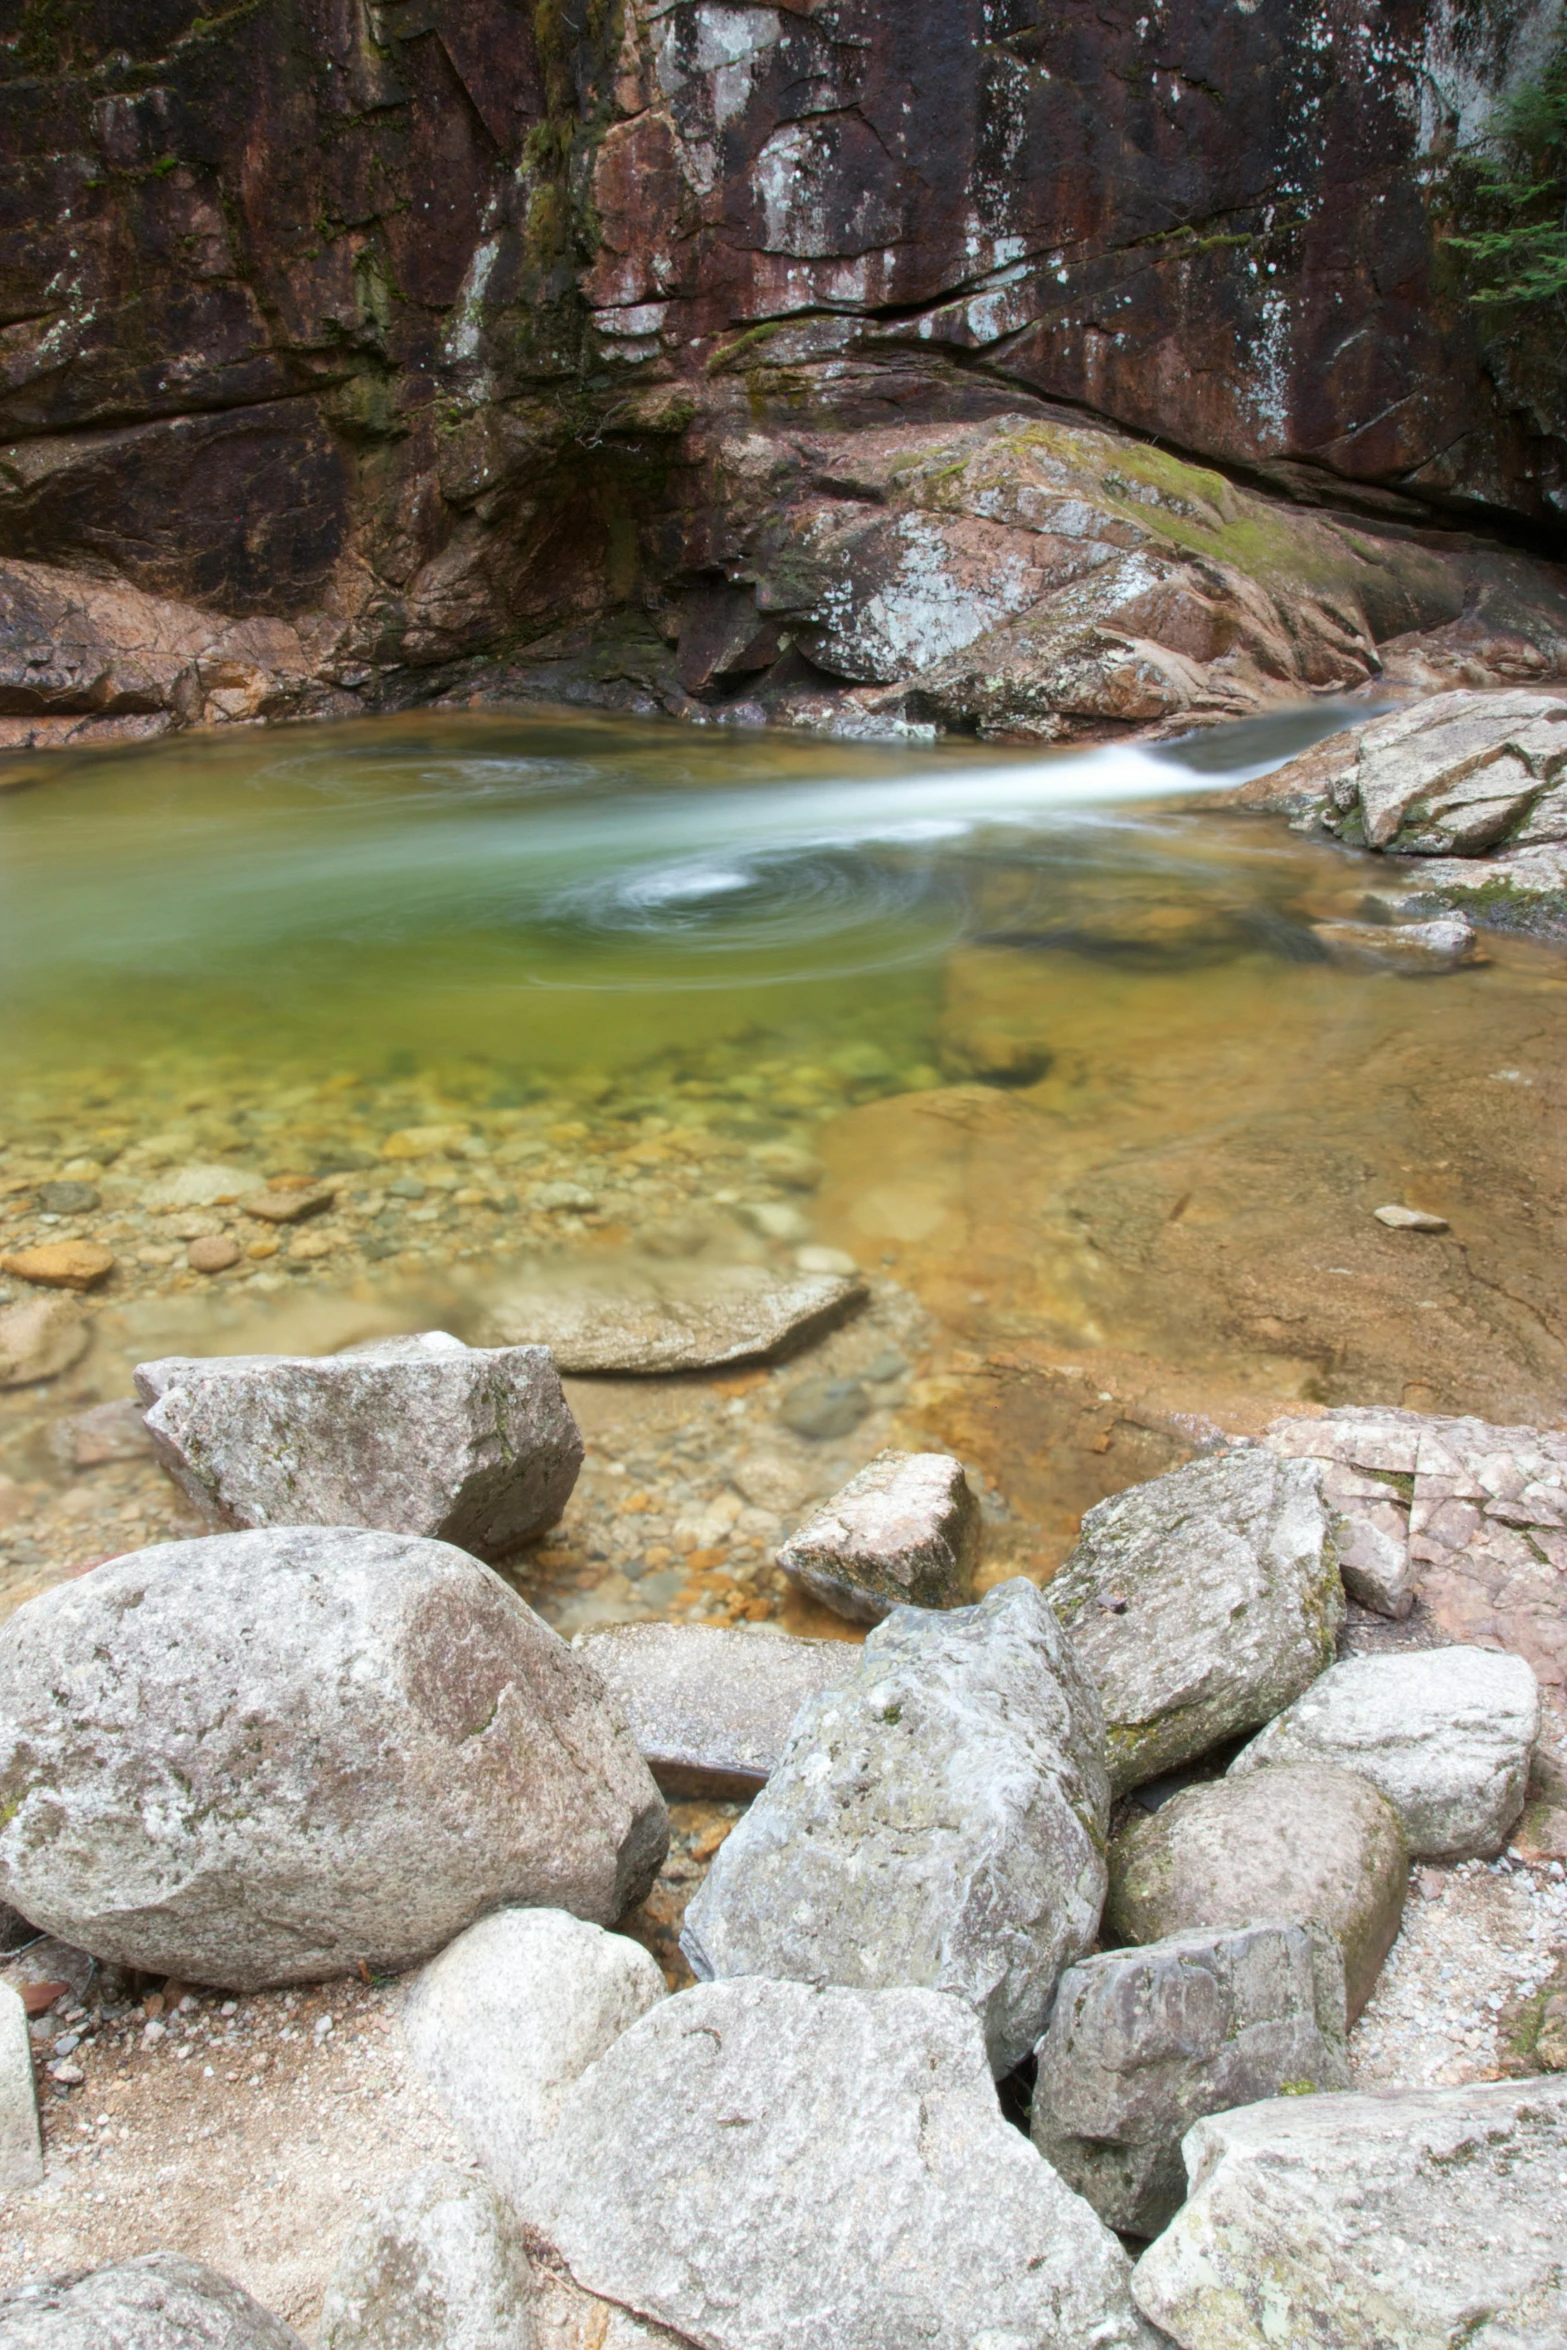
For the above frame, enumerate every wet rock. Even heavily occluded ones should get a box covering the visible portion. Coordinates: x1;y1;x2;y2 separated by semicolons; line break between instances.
574;1621;851;1796
35;1182;100;1215
188;1235;242;1274
776;1448;979;1624
141;1164;259;1211
680;1578;1108;2074
0;2254;305;2350
403;1908;666;2222
1046;1449;1342;1795
475;1263;865;1373
1228;1645;1539;1858
0;1979;43;2193
50;1399;153;1469
134;1332;583;1556
1311;914;1483;971
0;1241;115;1291
0;1295;89;1387
319;2162;536;2350
536;1978;1157;2350
1373;1201;1449;1230
0;1527;667;1988
1131;2076;1567;2349
776;1373;870;1440
240;1182;335;1224
1031;1919;1349;2238
1106;1760;1407;2019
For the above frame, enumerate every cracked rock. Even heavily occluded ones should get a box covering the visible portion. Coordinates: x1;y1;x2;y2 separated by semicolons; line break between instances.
776;1448;980;1623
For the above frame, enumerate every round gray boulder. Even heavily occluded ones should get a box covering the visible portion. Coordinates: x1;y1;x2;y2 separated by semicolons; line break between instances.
0;1529;668;1988
0;2255;303;2350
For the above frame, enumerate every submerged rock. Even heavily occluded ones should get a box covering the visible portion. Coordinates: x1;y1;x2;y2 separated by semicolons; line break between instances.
1106;1760;1407;2020
680;1578;1108;2074
0;1295;89;1389
0;1241;115;1292
537;1978;1158;2350
1131;2076;1567;2349
776;1448;980;1624
1031;1919;1349;2239
0;2255;304;2350
1046;1448;1342;1794
319;2163;536;2350
574;1621;851;1796
474;1262;865;1373
134;1333;583;1557
1228;1645;1539;1858
0;1528;667;1987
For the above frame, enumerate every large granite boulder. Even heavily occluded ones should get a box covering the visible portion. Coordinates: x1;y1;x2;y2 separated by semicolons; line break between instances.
0;1980;42;2194
319;2163;536;2350
1228;1645;1540;1859
574;1622;851;1797
0;1529;667;1988
1030;1919;1349;2238
0;2257;304;2350
776;1449;980;1625
1046;1449;1342;1795
1106;1761;1407;2020
1132;2077;1567;2349
402;1907;666;2221
680;1578;1108;2074
134;1334;582;1558
536;1978;1159;2350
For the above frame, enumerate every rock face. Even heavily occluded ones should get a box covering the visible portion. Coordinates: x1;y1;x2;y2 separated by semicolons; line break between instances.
1106;1761;1407;2020
0;1296;88;1389
475;1264;865;1373
402;1907;666;2221
1046;1449;1342;1795
0;1529;668;1988
1228;1646;1540;1859
537;1978;1157;2350
776;1449;980;1624
319;2163;536;2350
574;1623;851;1797
1030;1920;1349;2239
680;1578;1109;2074
0;2256;305;2350
0;1978;43;2194
1131;2077;1567;2350
134;1335;583;1558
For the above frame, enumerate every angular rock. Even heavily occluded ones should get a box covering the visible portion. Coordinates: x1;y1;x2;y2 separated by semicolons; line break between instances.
1106;1760;1407;2020
141;1164;261;1212
240;1183;334;1224
51;1400;154;1469
538;1978;1158;2350
134;1333;583;1557
776;1449;980;1625
319;2162;536;2350
1030;1920;1349;2238
0;1979;43;2193
0;2255;305;2350
680;1578;1109;2074
473;1262;865;1373
1131;2076;1567;2349
403;1907;666;2219
574;1622;851;1797
0;1242;115;1292
1228;1645;1539;1858
1313;1456;1415;1616
1373;1201;1449;1231
0;1296;89;1389
0;1528;667;1988
1046;1448;1342;1795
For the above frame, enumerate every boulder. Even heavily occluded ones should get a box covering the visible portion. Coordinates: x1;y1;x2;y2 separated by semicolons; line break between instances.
1227;1645;1539;1858
1030;1920;1349;2238
1131;2077;1567;2349
680;1578;1109;2074
537;1978;1159;2350
0;1979;43;2193
319;2162;536;2350
0;1297;89;1388
473;1262;864;1373
776;1449;980;1624
402;1908;666;2220
1106;1761;1407;2020
573;1622;851;1797
0;1529;667;1987
133;1334;583;1558
1046;1449;1342;1794
0;2255;304;2350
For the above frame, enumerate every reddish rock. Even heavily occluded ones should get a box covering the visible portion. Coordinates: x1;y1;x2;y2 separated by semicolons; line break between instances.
1;1242;115;1292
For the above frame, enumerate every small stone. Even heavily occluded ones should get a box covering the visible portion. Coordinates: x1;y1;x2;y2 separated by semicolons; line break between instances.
748;1144;823;1189
142;1163;259;1211
387;1175;427;1200
382;1125;472;1160
35;1181;100;1215
737;1201;812;1243
0;1240;115;1291
777;1448;980;1624
189;1234;242;1274
319;2162;536;2350
1227;1645;1540;1858
1373;1202;1449;1230
1106;1760;1407;2020
1031;1919;1349;2237
861;1346;907;1381
0;2255;305;2350
0;1980;42;2192
245;1238;279;1260
47;2058;83;2085
532;1182;597;1213
793;1244;859;1275
575;1621;852;1796
778;1373;870;1440
240;1184;334;1224
0;1295;90;1389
